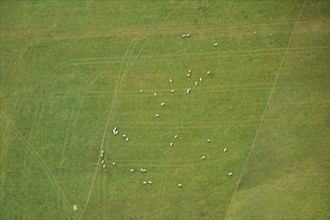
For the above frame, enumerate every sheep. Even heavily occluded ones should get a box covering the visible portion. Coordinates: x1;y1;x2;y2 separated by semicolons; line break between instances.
170;142;173;147
156;114;160;117
148;181;152;185
122;134;127;138
174;135;178;139
202;156;206;159
207;70;211;74
254;31;257;34
126;137;129;142
195;81;198;86
224;148;227;152
171;89;175;93
207;139;211;143
140;168;144;172
182;34;186;38
214;43;218;46
228;172;233;176
140;89;144;93
154;92;157;96
187;73;191;77
199;77;203;82
188;70;192;73
143;181;147;184
101;160;105;164
178;184;182;187
186;34;190;37
102;164;106;168
161;102;165;106
186;88;191;94
112;162;116;166
169;79;173;83
142;169;147;173
130;169;134;172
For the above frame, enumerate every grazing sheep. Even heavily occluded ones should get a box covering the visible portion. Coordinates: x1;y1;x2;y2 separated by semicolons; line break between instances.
101;160;105;164
148;181;152;184
156;114;160;117
170;142;173;147
102;164;106;168
224;148;227;152
186;34;190;37
214;43;218;46
186;88;191;94
122;134;127;138
178;184;182;187
182;34;186;38
228;172;233;176
187;73;191;77
207;139;211;143
195;81;198;86
126;137;129;142
174;135;178;139
202;156;206;159
112;162;116;166
188;70;192;73
169;79;173;83
154;92;157;96
161;102;165;106
140;89;144;93
207;70;211;74
171;89;175;93
130;169;134;172
143;181;147;184
199;77;203;82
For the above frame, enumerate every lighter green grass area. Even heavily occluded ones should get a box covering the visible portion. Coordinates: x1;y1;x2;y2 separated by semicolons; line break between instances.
1;0;329;220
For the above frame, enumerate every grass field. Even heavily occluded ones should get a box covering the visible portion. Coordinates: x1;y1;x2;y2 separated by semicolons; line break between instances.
1;0;329;219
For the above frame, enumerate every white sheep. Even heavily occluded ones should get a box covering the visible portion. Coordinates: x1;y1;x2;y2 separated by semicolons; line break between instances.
224;148;227;152
171;89;175;93
228;172;233;176
178;184;182;187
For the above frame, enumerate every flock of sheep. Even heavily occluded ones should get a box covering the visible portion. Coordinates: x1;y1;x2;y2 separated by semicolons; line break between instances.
99;34;232;188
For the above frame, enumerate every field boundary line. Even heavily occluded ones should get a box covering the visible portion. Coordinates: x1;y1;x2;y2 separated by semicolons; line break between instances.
223;1;307;219
0;111;74;218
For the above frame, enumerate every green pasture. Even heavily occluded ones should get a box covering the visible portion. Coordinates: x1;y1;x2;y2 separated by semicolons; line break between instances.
1;0;329;219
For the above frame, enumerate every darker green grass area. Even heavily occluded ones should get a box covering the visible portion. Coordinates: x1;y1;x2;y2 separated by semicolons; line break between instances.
1;0;329;220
